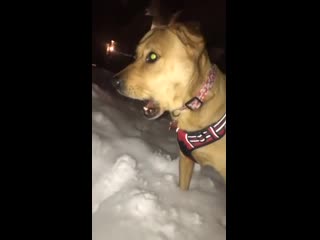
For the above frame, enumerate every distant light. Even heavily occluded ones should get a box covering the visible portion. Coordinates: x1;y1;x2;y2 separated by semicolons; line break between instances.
105;39;134;59
106;40;116;55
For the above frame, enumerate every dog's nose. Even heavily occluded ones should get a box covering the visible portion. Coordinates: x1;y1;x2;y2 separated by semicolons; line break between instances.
111;75;122;90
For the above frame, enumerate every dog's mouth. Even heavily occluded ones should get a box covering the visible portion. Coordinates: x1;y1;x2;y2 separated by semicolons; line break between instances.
142;100;164;120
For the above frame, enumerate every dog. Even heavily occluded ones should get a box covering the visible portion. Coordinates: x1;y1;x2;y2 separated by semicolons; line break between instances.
111;21;226;190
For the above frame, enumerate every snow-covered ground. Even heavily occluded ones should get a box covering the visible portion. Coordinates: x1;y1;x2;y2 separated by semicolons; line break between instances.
92;68;226;240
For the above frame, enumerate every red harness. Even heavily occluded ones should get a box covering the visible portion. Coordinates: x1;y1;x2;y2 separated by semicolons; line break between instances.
171;114;226;162
169;65;226;162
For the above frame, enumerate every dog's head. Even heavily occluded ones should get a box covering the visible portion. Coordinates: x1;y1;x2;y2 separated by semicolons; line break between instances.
112;22;209;120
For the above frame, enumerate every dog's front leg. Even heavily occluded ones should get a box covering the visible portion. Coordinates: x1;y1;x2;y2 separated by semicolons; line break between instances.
179;152;195;190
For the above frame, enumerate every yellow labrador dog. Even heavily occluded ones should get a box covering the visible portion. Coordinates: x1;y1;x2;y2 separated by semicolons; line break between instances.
112;22;226;190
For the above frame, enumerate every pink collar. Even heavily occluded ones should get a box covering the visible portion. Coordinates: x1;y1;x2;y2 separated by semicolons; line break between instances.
171;65;217;117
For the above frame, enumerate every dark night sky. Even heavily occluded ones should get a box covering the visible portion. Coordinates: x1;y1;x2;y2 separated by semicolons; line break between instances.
92;0;225;72
92;0;151;70
92;0;149;34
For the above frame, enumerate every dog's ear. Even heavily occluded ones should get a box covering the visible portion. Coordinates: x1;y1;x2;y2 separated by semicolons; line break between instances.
168;10;183;26
169;22;205;54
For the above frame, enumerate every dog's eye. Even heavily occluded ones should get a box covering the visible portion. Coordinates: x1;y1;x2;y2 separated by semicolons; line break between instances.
146;52;159;63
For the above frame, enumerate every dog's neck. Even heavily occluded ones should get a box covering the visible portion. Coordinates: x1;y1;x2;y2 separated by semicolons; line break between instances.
172;62;226;131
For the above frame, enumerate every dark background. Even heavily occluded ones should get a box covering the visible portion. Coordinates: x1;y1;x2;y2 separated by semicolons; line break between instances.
3;1;312;240
92;0;226;73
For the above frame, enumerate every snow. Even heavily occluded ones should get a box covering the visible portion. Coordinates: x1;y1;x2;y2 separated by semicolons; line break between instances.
92;69;226;240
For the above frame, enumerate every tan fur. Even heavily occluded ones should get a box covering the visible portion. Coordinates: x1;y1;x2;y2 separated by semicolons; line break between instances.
114;23;226;190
